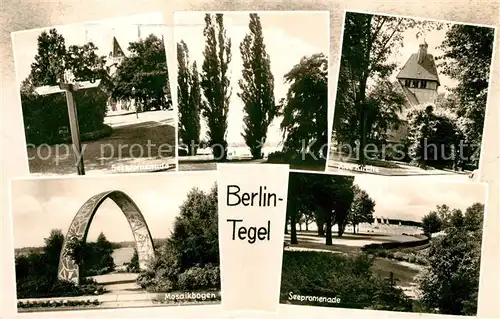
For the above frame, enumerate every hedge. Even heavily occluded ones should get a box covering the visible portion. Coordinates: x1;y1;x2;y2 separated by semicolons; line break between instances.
361;237;429;252
21;87;108;145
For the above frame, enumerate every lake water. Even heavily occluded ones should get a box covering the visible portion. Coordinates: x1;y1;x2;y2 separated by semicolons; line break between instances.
112;247;135;266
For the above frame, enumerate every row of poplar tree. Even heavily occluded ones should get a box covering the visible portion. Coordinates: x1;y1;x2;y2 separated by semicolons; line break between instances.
177;13;328;161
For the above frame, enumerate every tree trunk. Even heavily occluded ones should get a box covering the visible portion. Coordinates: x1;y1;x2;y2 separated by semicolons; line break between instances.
290;214;298;244
298;223;302;231
338;220;345;237
305;222;309;232
357;79;368;166
353;224;356;234
284;217;289;234
316;220;325;236
325;218;332;245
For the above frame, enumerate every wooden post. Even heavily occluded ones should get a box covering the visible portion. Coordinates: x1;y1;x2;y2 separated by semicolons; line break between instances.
64;84;85;175
35;78;100;176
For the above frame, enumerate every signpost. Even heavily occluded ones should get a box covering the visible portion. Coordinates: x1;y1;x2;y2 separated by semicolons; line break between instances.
34;70;101;175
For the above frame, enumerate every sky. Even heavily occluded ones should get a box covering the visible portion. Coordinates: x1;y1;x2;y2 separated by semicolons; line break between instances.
174;11;329;147
12;12;167;88
353;175;487;222
11;172;217;249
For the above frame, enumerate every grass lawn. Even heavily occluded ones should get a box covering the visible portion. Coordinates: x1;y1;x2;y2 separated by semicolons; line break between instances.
285;231;427;288
27;122;176;175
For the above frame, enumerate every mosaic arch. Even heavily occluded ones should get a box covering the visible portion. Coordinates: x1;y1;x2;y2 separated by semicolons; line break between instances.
57;190;155;284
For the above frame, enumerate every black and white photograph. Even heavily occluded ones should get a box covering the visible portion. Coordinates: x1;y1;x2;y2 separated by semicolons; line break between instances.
329;11;496;178
12;13;176;177
280;171;487;316
175;11;329;172
11;172;220;312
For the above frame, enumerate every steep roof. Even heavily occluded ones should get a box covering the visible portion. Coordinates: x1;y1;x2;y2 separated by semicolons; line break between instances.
392;80;419;107
111;36;125;58
396;53;440;85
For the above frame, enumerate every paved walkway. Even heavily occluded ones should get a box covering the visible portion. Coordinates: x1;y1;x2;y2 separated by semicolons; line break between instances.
104;110;175;128
328;159;463;176
285;232;421;248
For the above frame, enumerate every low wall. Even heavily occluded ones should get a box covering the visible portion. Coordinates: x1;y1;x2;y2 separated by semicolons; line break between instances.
361;235;429;251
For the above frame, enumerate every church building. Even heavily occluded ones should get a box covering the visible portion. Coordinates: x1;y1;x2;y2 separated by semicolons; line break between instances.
386;39;441;145
106;35;135;114
395;38;440;107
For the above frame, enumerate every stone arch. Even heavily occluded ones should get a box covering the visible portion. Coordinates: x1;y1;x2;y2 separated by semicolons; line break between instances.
57;190;155;284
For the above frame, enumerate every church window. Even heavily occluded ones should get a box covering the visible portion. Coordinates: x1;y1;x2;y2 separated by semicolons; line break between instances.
404;80;411;87
419;80;427;89
411;80;418;88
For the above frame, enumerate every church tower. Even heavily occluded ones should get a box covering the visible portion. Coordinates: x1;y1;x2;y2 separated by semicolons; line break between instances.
107;35;126;77
396;38;440;106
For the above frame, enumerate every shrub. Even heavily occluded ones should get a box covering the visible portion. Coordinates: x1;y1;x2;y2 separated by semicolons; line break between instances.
377;250;388;258
280;251;412;311
127;249;140;273
138;185;221;293
419;227;482;315
21;87;108;145
267;151;288;163
177;264;220;290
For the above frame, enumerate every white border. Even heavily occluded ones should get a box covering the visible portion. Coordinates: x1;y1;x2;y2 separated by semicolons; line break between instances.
10;12;179;176
8;170;223;317
278;169;490;319
327;8;498;178
174;10;331;173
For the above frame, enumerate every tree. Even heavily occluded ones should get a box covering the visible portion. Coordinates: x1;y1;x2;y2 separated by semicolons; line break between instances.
348;186;375;234
29;28;67;87
463;203;484;232
298;210;315;231
238;13;277;159
169;185;219;271
406;105;461;169
333;12;441;165
435;204;452;229
65;42;110;89
138;184;220;292
287;172;355;245
127;249;140;273
26;28;109;90
421;211;442;238
43;229;65;267
200;14;232;160
279;53;328;161
112;34;170;111
65;237;89;282
364;80;406;147
21;28;110;145
177;41;201;155
437;24;495;146
419;203;484;315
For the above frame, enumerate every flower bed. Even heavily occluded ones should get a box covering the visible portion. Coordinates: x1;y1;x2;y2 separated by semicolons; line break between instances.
18;299;100;309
